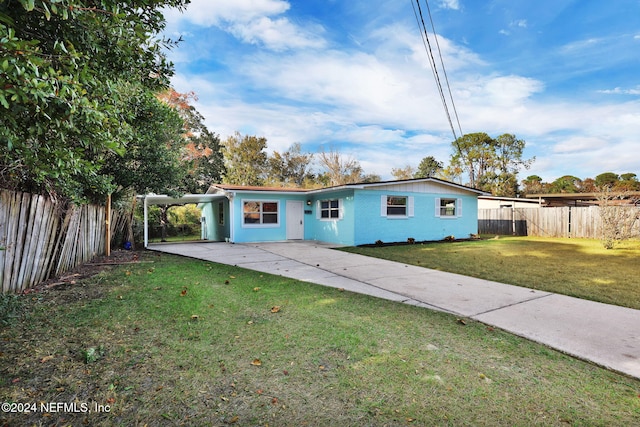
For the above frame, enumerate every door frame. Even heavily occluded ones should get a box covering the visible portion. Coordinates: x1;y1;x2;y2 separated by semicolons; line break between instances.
286;200;304;240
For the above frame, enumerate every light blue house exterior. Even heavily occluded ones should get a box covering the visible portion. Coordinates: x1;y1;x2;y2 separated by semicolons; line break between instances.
198;178;487;246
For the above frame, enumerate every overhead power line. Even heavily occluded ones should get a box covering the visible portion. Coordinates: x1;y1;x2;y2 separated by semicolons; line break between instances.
411;0;463;142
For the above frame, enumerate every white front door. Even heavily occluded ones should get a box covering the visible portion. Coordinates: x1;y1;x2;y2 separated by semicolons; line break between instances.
286;200;304;240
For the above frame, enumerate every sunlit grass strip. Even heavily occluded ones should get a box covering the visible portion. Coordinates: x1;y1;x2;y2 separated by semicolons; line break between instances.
341;237;640;309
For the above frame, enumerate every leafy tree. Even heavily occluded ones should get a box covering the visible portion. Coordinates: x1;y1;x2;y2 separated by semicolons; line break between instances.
521;175;545;194
618;173;639;191
449;132;533;195
222;132;268;186
549;175;582;193
317;146;365;186
0;0;188;202
493;134;534;196
266;143;314;187
577;177;598;193
450;132;496;190
391;165;415;180
101;83;186;199
157;89;225;193
414;156;443;178
595;172;620;189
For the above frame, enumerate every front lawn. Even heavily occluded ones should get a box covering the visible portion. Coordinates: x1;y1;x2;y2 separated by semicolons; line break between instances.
341;237;640;310
1;252;639;426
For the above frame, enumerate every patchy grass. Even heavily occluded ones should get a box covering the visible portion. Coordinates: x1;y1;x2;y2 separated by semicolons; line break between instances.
342;237;640;310
1;251;639;426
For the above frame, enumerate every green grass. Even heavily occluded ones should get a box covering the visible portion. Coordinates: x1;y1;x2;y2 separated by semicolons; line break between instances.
341;236;640;310
1;252;639;426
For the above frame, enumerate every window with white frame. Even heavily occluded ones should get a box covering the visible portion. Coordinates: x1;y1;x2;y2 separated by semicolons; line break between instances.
387;196;407;216
381;195;414;218
320;199;340;219
243;200;279;225
436;198;461;217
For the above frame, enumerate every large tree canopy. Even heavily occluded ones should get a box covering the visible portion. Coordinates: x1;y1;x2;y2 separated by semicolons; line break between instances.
0;0;190;202
449;132;533;196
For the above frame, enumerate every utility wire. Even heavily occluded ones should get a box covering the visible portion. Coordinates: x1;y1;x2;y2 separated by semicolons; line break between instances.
411;0;463;144
424;0;463;138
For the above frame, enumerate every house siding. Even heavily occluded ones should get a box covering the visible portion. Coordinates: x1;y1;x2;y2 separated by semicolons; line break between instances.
230;192;307;243
199;200;230;241
305;189;356;245
200;178;484;246
352;190;479;245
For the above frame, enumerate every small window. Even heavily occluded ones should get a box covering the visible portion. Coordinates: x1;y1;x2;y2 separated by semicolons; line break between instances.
320;199;340;219
387;196;407;216
243;200;279;225
440;198;457;216
218;202;225;225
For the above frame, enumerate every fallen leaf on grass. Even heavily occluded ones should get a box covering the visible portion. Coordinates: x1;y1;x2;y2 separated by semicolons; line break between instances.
180;288;188;296
253;287;261;292
227;415;239;424
270;306;281;313
251;358;262;366
40;355;54;363
271;397;278;405
229;275;236;279
456;318;467;325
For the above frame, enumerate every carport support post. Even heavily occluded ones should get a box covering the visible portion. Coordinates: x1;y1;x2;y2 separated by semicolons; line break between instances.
105;194;111;256
143;196;149;248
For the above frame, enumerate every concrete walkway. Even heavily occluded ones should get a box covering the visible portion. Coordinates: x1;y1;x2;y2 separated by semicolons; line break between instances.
149;241;640;379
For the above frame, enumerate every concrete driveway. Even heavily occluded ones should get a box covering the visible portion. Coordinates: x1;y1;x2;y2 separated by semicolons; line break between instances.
150;241;640;379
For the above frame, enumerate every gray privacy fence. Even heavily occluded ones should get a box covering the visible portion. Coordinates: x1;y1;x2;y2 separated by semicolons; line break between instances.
0;190;124;293
478;206;639;238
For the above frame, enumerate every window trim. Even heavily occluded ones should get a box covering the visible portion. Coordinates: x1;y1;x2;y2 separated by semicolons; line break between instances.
317;198;343;221
435;197;462;218
242;199;280;227
380;195;414;218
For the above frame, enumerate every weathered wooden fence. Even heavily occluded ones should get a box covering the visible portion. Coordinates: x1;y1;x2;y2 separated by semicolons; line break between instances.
0;190;122;293
479;206;639;238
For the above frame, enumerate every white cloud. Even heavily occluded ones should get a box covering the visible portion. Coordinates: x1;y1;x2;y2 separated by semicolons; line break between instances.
439;0;460;10
228;16;326;50
552;136;605;154
165;0;290;27
164;0;323;51
165;1;640;181
598;86;640;95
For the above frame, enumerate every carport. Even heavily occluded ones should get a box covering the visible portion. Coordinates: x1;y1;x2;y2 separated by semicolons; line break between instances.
138;193;228;248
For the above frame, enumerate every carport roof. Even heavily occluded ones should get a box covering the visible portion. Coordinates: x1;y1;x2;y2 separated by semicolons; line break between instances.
138;194;226;205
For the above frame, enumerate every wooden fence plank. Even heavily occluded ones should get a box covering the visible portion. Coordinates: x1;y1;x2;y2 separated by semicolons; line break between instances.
3;192;22;293
16;193;39;290
0;190;115;293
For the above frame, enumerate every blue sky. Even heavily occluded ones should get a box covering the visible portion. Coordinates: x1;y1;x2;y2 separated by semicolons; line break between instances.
163;0;640;183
